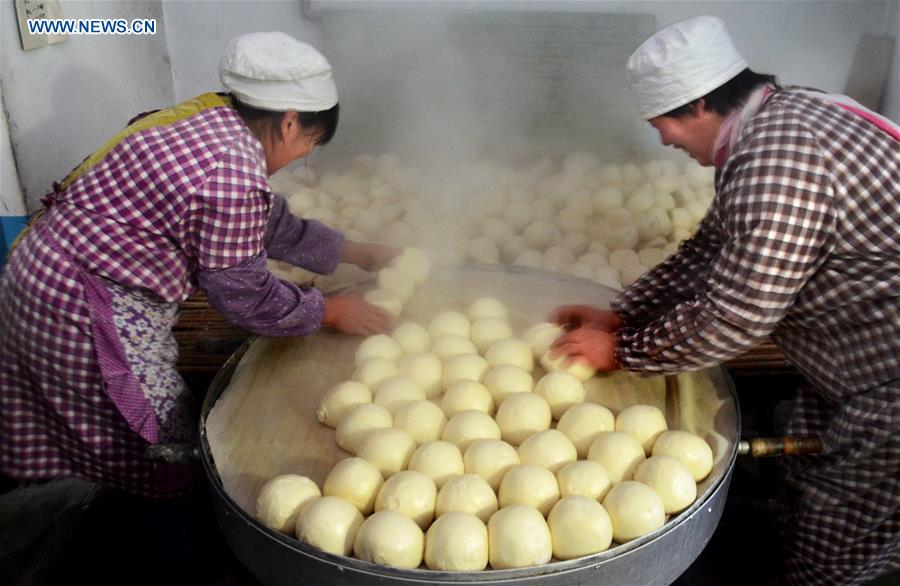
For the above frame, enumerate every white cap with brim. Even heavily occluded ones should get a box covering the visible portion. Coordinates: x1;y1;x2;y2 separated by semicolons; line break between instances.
220;32;338;112
625;16;748;120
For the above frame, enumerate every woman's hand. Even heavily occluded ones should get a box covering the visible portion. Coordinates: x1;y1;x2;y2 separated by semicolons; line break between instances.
341;240;401;272
549;305;623;332
322;291;394;336
550;328;619;372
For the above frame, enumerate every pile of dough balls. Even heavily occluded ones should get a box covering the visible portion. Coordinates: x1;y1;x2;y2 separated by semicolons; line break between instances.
269;152;716;290
363;247;431;318
267;298;719;571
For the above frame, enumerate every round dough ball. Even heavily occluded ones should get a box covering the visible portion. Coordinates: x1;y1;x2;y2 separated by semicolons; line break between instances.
547;495;614;560
498;464;560;516
397;352;442;398
323;457;384;515
557;402;615;458
377;267;415;302
639;247;667;268
441;410;501;451
374;470;437;530
482;365;533;404
495;393;552;445
485;339;534;372
428;311;471;339
373;376;426;415
467;237;500;263
500;235;528;262
504;201;534;231
352;357;399;391
594;266;623;290
355;334;403;365
609;249;640;272
651;430;714;482
392;322;432;354
564;231;591;256
357;428;417;477
425;512;489;571
470;319;514;354
488;505;552;569
543;245;577;272
295;495;364;556
256;475;321;534
556;460;612;501
316;381;372;429
602;481;665;543
517;429;577;474
335;403;393;454
515;249;543;268
482;218;516;244
407;440;464;489
615;404;669;455
539;352;596;382
393;399;447;444
587;432;646;483
620;263;649;287
603;224;640;251
466;297;509;321
435;474;498;523
363;288;403;318
533;372;586;419
354;510;424;569
593;187;624;213
442;354;490;388
392;247;431;285
634;455;697;514
521;322;563;358
463;439;521;491
441;380;494;418
523;220;557;250
431;335;478;360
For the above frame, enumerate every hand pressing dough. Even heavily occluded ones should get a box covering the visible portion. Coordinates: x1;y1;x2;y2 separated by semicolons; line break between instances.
373;376;426;415
521;322;563;358
587;432;646;483
355;334;403;365
488;505;553;569
357;428;417;477
441;380;495;418
377;267;415;302
397;353;443;398
463;438;520;492
392;322;432;354
256;475;321;534
295;495;364;556
556;402;616;458
428;311;471;339
547;496;614;560
556;460;612;501
470;319;514;353
442;354;490;388
425;512;489;571
495;393;552;445
517;429;577;473
352;357;399;391
323;457;384;515
374;470;437;530
651;430;714;482
482;365;533;404
602;481;665;543
354;510;425;569
466;297;509;321
363;288;403;318
393;400;447;444
533;372;586;419
498;464;560;516
539;351;596;383
392;247;431;285
634;456;697;514
435;474;498;523
441;410;502;451
316;381;372;428
431;335;478;360
615;404;669;455
335;403;393;454
407;440;464;489
485;339;534;372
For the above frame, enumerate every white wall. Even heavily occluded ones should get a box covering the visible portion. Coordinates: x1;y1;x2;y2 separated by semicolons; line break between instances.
1;84;25;216
0;0;174;212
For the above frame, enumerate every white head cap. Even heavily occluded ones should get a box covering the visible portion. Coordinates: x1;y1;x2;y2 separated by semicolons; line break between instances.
625;16;747;120
220;32;338;112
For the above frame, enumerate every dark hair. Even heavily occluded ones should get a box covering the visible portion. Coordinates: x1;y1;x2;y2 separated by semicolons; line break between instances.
231;96;340;145
663;68;778;118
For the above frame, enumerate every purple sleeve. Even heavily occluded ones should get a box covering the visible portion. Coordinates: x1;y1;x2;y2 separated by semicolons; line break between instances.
264;194;345;275
196;252;325;337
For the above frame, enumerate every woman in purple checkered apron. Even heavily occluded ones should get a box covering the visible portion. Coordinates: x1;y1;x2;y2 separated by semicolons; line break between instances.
0;33;397;500
550;17;898;585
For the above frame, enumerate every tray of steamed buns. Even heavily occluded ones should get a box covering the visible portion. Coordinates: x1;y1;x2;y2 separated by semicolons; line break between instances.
201;252;738;585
